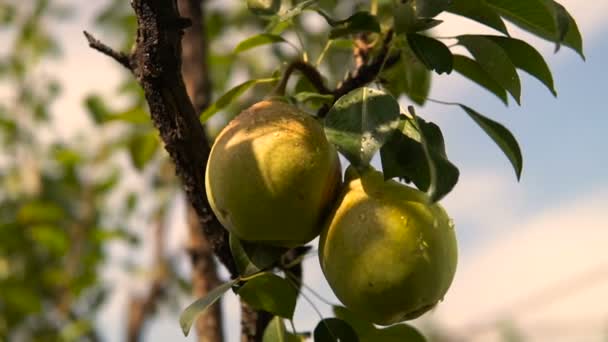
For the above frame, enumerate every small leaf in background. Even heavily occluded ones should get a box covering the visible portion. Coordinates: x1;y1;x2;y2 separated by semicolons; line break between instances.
84;94;111;124
460;105;523;179
53;145;83;167
458;35;521;104
483;35;556;96
447;0;509;35
415;0;451;18
266;0;316;33
293;92;334;106
0;4;16;25
324;87;400;168
234;34;287;54
29;224;69;254
128;131;159;171
329;12;381;39
247;0;281;16
453;55;508;105
380;116;459;202
238;273;298;319
180;279;238;336
200;77;278;123
229;234;288;276
262;316;302;342
407;34;453;74
17;201;65;224
380;41;431;105
313;318;359;342
92;169;120;195
111;106;149;124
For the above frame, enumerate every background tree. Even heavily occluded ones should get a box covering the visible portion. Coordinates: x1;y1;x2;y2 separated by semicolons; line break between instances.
0;0;588;341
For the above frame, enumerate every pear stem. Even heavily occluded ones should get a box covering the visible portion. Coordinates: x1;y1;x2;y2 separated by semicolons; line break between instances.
271;60;332;97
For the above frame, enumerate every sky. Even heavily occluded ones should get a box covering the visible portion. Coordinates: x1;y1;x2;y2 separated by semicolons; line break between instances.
18;0;608;341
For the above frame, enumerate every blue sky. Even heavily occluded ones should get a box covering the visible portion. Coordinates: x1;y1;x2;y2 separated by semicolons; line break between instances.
32;1;608;340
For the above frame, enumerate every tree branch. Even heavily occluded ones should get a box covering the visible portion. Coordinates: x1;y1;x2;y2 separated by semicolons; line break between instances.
86;1;277;340
85;0;236;273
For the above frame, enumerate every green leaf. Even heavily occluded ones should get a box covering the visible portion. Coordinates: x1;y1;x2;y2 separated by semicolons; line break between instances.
415;0;450;17
380;116;459;202
373;324;427;342
552;2;583;58
248;0;281;16
324;87;400;168
486;0;583;58
458;35;521;104
460;105;522;179
447;0;509;35
453;55;508;105
314;318;359;342
234;34;287;54
333;306;375;337
128;131;159;171
329;12;381;39
180;279;238;336
486;0;556;36
238;273;298;319
229;234;288;276
263;317;302;342
484;35;556;96
394;1;417;35
333;306;426;341
380;42;431;105
394;1;442;35
200;77;279;123
407;34;453;74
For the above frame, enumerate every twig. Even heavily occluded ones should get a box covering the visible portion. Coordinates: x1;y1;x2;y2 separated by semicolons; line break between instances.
317;29;399;117
83;31;131;70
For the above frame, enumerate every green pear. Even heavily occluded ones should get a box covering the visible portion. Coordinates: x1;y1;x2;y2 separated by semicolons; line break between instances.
206;100;341;247
319;168;457;325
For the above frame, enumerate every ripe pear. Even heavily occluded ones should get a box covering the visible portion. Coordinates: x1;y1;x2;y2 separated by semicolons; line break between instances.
205;100;341;247
319;168;457;325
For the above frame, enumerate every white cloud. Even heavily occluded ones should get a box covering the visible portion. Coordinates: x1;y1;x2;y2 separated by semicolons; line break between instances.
429;187;608;341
